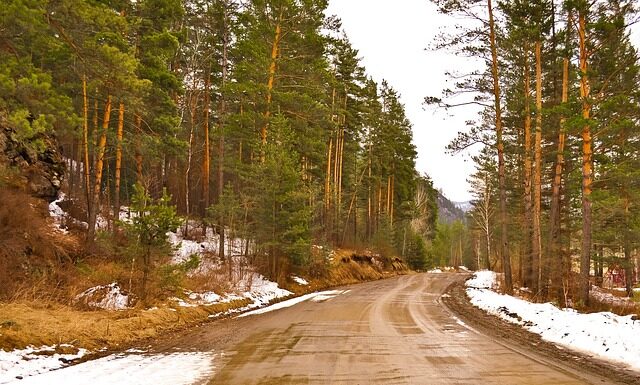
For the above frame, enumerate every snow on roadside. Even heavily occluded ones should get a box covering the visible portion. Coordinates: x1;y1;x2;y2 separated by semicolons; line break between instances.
0;345;88;384
168;227;246;265
2;350;216;385
428;268;443;273
237;289;349;318
74;283;130;310
466;271;640;370
590;285;637;309
292;276;309;285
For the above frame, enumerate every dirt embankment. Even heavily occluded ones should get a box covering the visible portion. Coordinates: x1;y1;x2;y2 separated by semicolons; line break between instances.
443;280;640;385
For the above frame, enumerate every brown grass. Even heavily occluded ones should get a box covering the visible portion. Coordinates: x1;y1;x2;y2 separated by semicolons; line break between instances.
0;187;82;302
0;299;250;351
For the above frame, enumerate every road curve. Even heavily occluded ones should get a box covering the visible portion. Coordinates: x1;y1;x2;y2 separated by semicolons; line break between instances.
189;273;619;384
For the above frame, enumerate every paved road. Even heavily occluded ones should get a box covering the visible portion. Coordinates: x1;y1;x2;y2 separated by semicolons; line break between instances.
197;273;618;384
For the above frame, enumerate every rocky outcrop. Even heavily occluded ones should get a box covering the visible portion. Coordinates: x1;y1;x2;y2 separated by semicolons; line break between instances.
0;125;65;200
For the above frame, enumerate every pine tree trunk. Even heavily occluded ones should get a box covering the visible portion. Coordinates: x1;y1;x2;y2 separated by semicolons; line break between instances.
549;10;572;305
219;9;229;266
522;40;533;289
325;135;333;226
390;174;394;227
533;40;543;296
484;174;491;270
578;12;592;305
114;101;125;226
261;10;283;148
624;197;634;298
367;140;372;241
203;69;211;217
92;94;99;172
134;114;143;184
488;0;512;293
82;75;91;214
87;95;112;241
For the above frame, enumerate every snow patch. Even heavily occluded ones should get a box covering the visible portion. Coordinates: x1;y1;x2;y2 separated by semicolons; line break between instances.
466;271;640;370
0;345;88;383
238;289;348;318
428;268;443;274
3;351;216;385
74;283;130;310
292;276;309;285
48;193;68;233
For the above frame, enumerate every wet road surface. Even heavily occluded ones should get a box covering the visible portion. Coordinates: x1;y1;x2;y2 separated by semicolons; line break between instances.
197;273;619;384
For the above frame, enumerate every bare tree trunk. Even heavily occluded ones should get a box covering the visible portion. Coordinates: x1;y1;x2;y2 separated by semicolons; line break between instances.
219;6;229;268
134;114;143;184
325;135;333;226
522;40;533;289
202;69;211;217
549;9;572;305
624;197;634;298
261;9;283;148
87;95;112;241
390;174;394;227
488;0;512;293
533;40;543;296
82;75;91;214
578;11;592;305
114;101;125;226
367;140;372;241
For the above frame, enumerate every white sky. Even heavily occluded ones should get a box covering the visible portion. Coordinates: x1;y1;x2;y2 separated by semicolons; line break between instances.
326;0;482;202
326;1;640;203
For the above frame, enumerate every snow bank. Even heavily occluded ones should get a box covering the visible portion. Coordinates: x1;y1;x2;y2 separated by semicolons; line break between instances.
590;286;638;309
0;345;88;383
168;227;247;265
292;276;309;285
466;271;640;370
74;283;130;310
238;289;349;318
466;270;497;289
428;268;443;273
3;350;215;385
238;274;293;308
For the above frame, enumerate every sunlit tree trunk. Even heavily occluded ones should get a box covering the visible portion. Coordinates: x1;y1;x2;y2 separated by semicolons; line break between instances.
578;11;592;305
522;41;533;288
219;7;229;269
549;9;572;305
203;68;211;217
261;9;283;148
87;95;112;241
533;40;543;295
114;101;125;226
82;75;91;213
134;114;143;183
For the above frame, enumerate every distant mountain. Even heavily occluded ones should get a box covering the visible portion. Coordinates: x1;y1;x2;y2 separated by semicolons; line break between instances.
454;201;473;213
436;191;466;223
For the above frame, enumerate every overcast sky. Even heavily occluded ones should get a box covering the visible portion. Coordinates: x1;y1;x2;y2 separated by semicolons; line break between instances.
325;1;640;203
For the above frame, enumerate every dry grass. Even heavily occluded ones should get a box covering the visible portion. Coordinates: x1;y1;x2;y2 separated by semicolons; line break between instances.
0;299;250;351
285;248;409;295
0;187;82;302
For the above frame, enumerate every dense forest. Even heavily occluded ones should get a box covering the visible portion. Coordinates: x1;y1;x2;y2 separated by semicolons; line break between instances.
429;0;640;304
0;0;445;295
